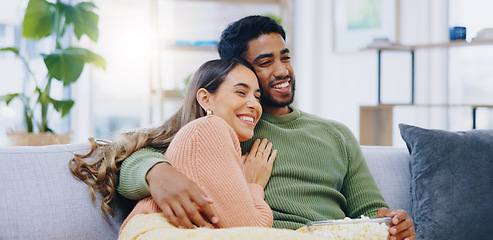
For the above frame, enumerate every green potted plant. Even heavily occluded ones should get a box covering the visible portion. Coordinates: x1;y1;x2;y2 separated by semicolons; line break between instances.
0;0;105;145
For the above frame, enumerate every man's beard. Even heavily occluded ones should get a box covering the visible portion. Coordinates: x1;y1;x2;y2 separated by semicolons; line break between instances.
261;78;296;108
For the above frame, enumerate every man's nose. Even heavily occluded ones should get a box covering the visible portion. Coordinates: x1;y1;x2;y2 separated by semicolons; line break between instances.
272;61;289;78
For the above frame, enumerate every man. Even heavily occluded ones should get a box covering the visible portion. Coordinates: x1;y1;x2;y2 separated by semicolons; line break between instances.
117;15;415;240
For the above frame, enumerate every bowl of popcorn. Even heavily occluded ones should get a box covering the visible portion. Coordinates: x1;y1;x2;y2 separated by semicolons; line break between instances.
305;216;391;240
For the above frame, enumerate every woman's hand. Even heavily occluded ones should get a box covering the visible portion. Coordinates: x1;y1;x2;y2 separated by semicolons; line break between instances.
242;139;277;188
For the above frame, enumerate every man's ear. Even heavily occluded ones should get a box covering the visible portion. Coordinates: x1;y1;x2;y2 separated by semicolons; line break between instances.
196;88;211;111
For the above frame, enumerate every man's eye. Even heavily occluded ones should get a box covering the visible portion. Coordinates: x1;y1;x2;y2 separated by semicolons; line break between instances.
282;56;291;61
259;61;271;66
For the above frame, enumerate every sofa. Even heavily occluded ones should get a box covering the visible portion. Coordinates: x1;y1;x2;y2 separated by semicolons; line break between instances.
0;142;411;239
2;123;492;240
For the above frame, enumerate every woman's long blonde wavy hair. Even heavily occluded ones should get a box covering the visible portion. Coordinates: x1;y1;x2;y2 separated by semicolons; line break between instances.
69;58;256;219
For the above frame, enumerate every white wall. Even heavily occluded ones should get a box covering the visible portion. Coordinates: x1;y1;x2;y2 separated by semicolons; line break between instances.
293;0;450;147
0;0;466;147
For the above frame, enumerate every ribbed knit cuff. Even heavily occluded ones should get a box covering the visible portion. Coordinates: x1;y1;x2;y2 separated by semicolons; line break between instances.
366;208;379;218
117;157;169;200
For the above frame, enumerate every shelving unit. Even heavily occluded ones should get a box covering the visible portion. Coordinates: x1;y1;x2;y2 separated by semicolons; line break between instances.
367;39;493;105
147;0;292;124
361;39;493;146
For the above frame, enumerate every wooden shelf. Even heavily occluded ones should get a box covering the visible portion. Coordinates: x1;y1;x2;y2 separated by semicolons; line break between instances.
366;39;493;51
360;105;393;146
161;44;218;52
150;89;182;99
378;103;493;108
360;104;493;146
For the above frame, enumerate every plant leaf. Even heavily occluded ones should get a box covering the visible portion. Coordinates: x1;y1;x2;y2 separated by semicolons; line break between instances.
43;48;87;86
83;49;106;70
50;98;75;117
0;93;21;105
0;47;20;55
23;0;55;39
43;47;105;86
64;1;99;42
56;1;70;37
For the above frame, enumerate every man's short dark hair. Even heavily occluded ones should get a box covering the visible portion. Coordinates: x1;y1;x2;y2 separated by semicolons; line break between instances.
218;15;286;59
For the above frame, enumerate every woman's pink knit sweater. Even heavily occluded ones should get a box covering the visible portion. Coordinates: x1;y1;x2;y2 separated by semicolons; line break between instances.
120;115;273;230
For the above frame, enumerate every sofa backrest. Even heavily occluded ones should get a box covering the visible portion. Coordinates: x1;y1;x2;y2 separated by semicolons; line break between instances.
0;143;132;240
0;143;412;239
361;146;412;218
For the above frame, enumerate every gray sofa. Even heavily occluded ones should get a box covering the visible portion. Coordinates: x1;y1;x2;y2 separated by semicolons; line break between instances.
0;143;411;239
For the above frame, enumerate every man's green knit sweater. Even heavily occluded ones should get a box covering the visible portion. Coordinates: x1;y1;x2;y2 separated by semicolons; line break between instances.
117;105;388;229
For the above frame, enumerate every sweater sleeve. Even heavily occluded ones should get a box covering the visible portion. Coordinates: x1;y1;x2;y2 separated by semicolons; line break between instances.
117;147;169;200
165;116;273;228
338;125;389;218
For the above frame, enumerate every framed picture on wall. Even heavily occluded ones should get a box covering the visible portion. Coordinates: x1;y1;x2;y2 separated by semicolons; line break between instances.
333;0;399;52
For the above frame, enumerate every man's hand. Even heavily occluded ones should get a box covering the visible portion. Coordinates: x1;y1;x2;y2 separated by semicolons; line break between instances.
377;207;416;240
146;162;218;229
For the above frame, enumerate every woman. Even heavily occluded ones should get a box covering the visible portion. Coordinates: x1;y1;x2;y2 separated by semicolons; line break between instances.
119;57;276;231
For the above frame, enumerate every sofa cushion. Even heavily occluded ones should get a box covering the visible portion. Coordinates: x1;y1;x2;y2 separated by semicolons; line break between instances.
399;124;493;240
361;146;412;217
0;143;133;240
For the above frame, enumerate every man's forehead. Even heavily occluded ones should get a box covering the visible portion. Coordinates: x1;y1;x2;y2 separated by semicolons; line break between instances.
248;33;284;48
246;34;288;60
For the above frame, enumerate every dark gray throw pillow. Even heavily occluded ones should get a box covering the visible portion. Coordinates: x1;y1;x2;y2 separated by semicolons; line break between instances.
399;124;493;240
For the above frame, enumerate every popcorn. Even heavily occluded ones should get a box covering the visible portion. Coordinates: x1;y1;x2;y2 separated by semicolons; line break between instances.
306;216;390;240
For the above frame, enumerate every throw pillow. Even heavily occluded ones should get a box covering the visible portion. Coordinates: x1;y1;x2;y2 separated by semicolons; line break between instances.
399;124;493;240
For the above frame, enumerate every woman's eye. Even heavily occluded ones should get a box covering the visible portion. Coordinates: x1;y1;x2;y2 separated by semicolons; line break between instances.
236;90;246;95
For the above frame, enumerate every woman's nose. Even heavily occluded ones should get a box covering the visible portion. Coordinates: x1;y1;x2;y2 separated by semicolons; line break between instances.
247;96;261;110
